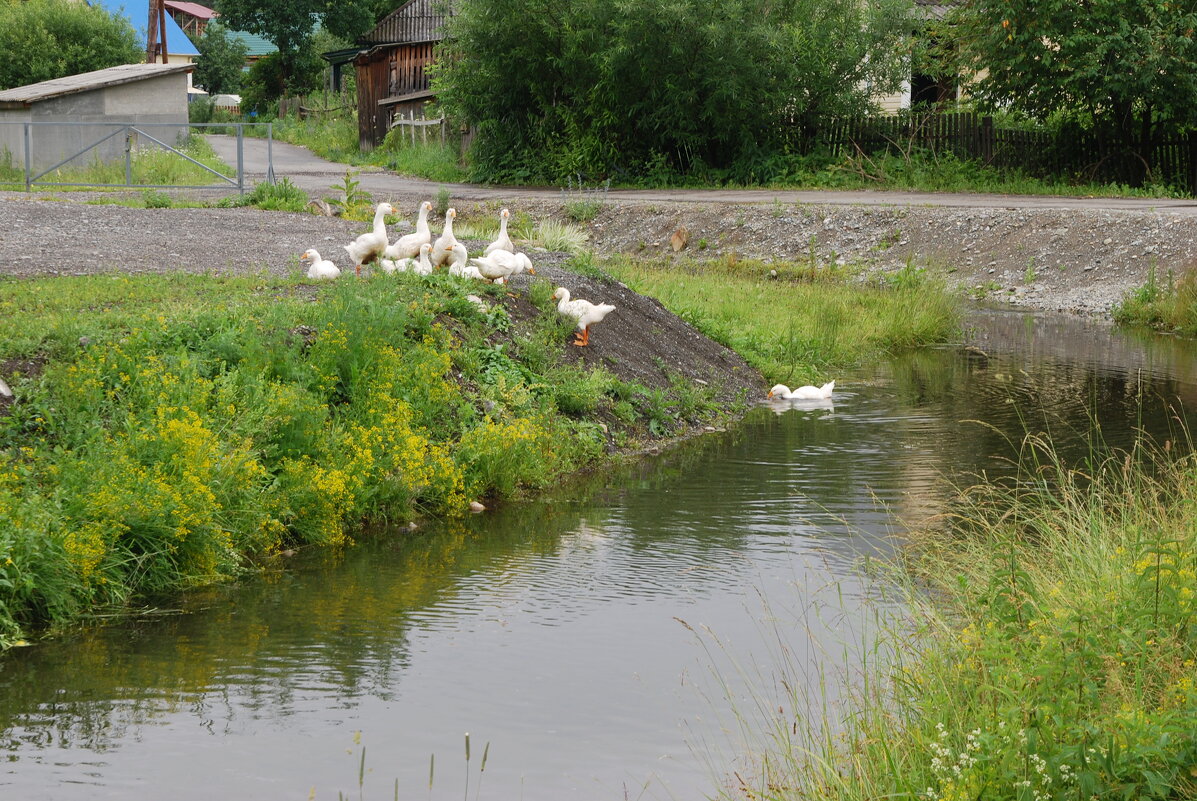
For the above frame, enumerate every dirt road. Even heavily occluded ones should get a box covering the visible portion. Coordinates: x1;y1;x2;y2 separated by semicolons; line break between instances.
205;135;1197;214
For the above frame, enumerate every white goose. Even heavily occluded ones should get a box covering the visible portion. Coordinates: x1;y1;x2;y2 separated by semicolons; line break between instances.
409;243;435;275
469;251;535;283
383;200;433;261
344;202;396;275
552;287;616;347
767;381;836;400
442;242;467;274
430;207;458;269
483;208;514;255
301;248;341;280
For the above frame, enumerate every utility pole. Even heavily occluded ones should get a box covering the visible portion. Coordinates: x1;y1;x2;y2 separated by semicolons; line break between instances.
146;0;170;63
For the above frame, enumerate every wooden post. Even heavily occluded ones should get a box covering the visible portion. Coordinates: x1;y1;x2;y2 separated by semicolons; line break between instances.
980;116;994;164
1188;131;1197;196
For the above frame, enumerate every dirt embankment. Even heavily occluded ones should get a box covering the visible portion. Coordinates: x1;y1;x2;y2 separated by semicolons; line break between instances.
577;200;1197;316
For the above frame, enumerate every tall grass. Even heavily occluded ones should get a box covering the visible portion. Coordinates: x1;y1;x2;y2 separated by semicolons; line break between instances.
608;256;961;383
732;427;1197;800
1113;267;1197;335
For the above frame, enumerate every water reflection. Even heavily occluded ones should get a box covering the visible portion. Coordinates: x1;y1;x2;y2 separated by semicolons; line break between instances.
2;310;1194;800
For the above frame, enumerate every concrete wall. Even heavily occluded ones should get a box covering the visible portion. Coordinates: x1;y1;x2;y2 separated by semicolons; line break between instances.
0;70;189;178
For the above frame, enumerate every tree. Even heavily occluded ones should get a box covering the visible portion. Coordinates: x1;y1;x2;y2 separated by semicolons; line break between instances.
946;0;1197;186
0;0;141;90
192;23;249;96
433;0;914;183
213;0;384;99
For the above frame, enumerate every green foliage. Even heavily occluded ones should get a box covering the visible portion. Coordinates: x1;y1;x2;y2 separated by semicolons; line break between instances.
435;0;913;183
564;199;603;223
222;177;310;212
0;0;141;90
142;189;172;209
192;23;249;96
746;432;1197;801
327;169;372;217
434;186;451;219
945;0;1197;186
214;0;379;102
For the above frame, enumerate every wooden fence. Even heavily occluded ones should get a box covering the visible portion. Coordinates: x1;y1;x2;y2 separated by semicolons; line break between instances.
804;111;1197;194
277;92;354;120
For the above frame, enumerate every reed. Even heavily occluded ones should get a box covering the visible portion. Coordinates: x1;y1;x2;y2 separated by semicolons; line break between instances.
725;425;1197;800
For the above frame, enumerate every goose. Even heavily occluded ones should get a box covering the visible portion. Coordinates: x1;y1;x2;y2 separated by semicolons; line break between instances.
409;243;435;275
430;207;458;268
767;381;836;400
445;242;470;275
301;248;341;280
0;375;11;398
383;200;433;261
469;251;535;283
344;202;396;275
552;287;616;347
483;208;514;255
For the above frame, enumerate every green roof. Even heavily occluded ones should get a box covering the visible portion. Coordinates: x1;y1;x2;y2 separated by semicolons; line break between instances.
224;29;276;57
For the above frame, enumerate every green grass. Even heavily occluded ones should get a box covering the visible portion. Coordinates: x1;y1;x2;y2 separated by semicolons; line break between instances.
607;255;961;384
0;270;732;647
736;429;1197;801
268;113;468;183
1113;267;1197;335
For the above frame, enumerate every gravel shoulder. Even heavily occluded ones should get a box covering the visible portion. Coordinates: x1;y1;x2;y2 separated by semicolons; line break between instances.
3;185;1194;317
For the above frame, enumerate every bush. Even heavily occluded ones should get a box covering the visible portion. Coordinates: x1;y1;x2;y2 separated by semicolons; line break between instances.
435;0;913;182
0;0;141;90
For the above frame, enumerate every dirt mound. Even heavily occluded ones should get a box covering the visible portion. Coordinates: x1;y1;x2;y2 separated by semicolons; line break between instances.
503;257;760;403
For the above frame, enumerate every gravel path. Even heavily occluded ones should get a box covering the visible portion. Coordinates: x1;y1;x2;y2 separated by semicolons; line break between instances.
0;195;364;277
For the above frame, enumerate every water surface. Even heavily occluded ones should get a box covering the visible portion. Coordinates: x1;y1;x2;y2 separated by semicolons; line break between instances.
2;310;1194;800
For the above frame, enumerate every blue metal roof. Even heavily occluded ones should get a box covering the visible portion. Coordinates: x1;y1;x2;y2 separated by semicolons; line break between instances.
91;0;201;57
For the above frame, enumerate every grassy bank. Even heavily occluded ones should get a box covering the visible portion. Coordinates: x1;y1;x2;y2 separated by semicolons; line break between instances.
736;431;1197;800
0;270;735;647
606;256;960;384
1113;268;1197;335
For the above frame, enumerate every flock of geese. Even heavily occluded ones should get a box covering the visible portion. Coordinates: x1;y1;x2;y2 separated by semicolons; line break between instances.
300;201;616;347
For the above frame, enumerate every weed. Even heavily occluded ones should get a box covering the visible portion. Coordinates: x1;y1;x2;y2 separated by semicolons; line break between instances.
1023;257;1037;283
328;169;372;217
237;178;309;212
142;189;172;209
434;186;451;219
561;251;609;280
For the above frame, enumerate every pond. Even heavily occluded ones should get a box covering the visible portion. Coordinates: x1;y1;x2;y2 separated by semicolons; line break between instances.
2;310;1194;801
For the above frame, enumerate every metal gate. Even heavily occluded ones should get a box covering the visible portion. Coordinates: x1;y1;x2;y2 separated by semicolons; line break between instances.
0;121;274;193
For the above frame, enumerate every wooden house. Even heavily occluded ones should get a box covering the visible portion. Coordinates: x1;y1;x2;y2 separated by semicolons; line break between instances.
354;0;453;150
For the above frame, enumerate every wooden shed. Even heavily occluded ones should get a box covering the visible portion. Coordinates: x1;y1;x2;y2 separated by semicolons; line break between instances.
354;0;453;150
